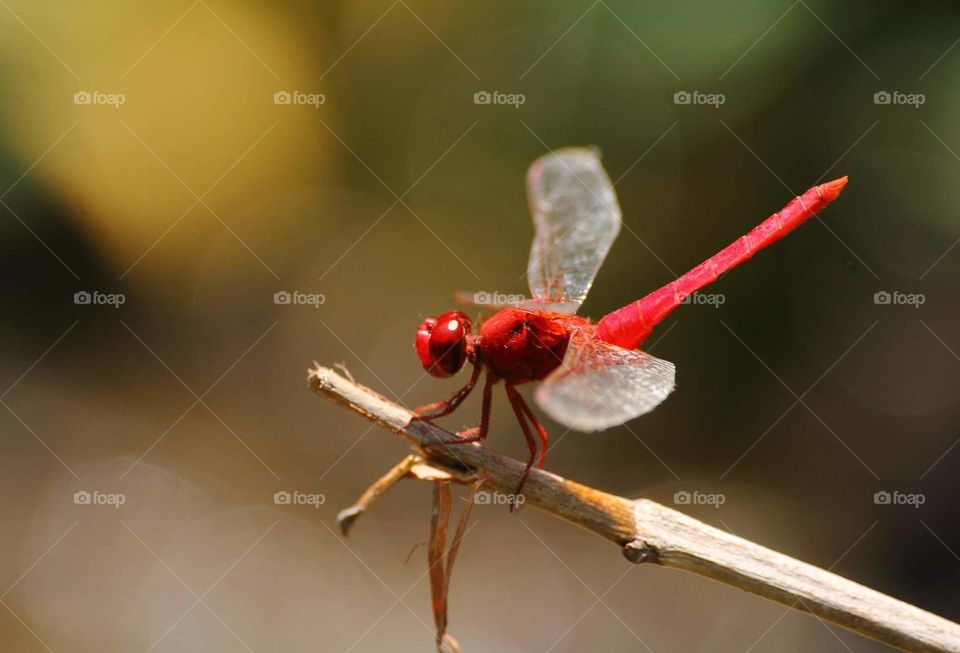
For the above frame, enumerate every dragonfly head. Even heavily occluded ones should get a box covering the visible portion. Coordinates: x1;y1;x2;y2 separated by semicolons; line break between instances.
415;311;473;378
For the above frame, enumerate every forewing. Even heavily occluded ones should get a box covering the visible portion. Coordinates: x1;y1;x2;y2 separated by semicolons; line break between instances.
526;147;622;311
452;291;578;315
515;299;581;314
534;331;675;432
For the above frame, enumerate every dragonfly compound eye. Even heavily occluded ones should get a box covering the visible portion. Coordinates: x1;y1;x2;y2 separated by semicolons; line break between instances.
415;311;471;377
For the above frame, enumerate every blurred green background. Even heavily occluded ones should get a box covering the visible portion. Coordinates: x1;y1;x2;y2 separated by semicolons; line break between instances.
0;1;958;651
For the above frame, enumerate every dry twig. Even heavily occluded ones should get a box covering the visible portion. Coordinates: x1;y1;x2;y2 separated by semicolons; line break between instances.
309;364;960;653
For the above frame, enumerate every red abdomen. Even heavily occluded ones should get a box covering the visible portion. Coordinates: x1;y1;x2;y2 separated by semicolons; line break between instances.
596;177;848;349
477;309;590;384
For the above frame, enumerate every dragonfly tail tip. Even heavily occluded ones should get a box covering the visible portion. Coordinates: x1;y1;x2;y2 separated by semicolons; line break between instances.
821;176;848;202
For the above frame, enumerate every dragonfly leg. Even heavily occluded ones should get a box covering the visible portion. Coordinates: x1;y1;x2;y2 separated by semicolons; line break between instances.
505;384;540;511
513;389;549;469
425;372;493;447
411;362;481;421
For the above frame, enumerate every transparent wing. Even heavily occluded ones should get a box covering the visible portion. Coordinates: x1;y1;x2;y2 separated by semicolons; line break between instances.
526;147;622;312
534;330;675;432
515;299;581;313
452;292;577;315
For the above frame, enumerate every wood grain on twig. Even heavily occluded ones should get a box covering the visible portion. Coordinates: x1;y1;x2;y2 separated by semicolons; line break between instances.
309;364;960;653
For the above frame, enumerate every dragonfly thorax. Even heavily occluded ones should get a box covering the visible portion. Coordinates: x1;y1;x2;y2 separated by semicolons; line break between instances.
476;308;589;384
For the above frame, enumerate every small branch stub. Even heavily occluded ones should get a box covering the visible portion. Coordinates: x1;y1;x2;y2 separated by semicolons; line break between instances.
623;540;659;565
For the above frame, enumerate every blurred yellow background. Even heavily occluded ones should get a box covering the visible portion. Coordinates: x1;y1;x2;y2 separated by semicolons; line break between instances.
0;1;958;651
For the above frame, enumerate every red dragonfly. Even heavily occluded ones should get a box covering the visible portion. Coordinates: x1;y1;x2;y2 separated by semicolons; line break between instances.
412;148;847;500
